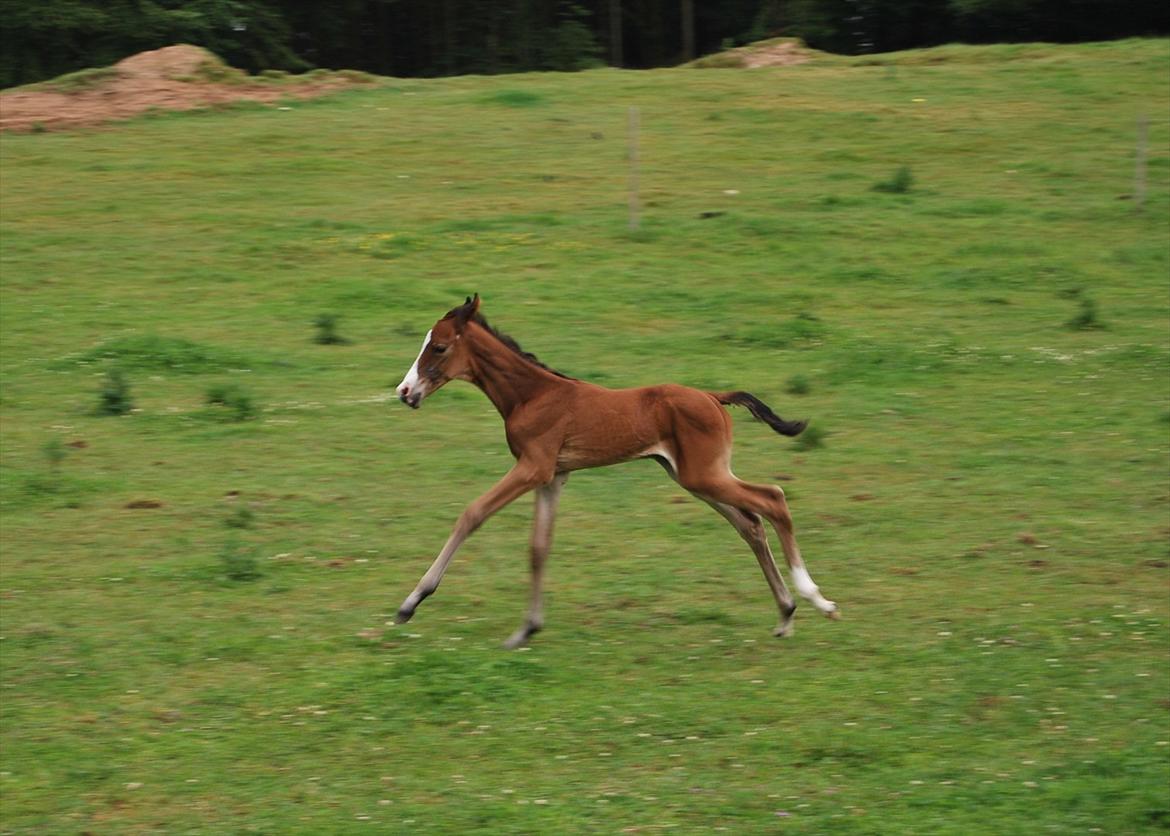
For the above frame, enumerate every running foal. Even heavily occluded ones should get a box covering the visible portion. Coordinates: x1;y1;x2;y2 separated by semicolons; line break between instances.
394;295;839;648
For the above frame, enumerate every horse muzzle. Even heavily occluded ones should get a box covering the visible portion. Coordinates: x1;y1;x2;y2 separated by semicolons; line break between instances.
396;380;424;409
399;391;422;409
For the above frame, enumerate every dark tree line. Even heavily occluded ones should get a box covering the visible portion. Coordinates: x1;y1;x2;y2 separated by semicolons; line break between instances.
1;0;1166;88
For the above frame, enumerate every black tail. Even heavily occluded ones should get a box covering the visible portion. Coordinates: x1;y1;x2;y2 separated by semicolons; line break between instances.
713;391;807;437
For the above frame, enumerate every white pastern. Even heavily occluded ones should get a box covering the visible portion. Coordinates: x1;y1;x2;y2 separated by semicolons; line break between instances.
792;565;836;613
396;330;432;397
792;566;818;598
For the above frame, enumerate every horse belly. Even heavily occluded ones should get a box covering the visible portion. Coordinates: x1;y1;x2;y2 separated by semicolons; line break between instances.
556;427;660;470
554;387;672;471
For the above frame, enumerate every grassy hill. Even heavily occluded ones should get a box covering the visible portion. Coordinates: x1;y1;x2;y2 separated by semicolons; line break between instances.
1;38;1167;833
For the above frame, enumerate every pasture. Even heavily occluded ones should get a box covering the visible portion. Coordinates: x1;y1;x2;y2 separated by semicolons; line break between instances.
1;38;1168;833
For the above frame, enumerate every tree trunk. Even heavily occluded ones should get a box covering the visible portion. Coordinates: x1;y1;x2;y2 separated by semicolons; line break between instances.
681;0;694;62
610;0;623;67
444;0;457;75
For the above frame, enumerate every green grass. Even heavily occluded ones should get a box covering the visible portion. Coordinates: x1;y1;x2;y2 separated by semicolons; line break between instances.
1;38;1168;834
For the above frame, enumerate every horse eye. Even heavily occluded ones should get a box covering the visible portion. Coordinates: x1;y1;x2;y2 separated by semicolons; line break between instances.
432;344;448;354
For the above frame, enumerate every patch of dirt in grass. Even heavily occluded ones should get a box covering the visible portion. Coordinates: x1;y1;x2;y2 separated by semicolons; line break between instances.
687;38;820;69
0;44;375;132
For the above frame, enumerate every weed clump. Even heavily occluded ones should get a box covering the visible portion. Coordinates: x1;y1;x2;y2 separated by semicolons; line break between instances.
26;438;71;497
1066;296;1105;330
7;438;92;508
785;374;812;396
224;505;255;529
313;314;350;345
43;437;67;474
64;334;254;374
872;166;915;194
206;383;257;421
726;312;828;349
219;539;261;581
97;369;133;415
793;423;826;451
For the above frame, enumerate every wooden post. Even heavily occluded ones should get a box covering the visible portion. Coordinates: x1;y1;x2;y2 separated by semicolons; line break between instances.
628;106;640;231
681;0;695;62
1134;114;1149;212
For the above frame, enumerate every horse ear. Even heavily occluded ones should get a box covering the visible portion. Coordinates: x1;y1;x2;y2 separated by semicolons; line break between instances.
454;293;481;331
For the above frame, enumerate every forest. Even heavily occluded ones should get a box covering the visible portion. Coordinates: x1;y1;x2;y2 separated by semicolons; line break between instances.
1;0;1167;88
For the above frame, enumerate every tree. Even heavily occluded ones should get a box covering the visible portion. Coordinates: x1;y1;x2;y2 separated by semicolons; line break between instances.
1;0;1166;89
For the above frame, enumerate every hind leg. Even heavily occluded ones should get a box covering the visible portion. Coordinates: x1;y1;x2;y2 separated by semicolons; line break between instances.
686;475;838;619
702;499;798;637
761;484;839;619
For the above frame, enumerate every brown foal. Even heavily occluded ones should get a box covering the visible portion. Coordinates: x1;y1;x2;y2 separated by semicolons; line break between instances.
394;295;839;648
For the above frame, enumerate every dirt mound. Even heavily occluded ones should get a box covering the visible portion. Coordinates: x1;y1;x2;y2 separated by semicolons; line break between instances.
115;44;215;79
741;39;815;68
0;45;375;132
687;38;820;69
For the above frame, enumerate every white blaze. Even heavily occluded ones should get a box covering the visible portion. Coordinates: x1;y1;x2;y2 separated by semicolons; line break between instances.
396;330;432;397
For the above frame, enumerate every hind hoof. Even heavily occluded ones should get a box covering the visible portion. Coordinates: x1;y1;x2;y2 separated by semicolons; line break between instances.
773;623;794;638
824;606;841;620
394;608;414;625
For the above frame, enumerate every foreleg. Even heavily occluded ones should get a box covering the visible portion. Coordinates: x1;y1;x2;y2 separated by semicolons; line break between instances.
504;472;569;649
396;463;547;624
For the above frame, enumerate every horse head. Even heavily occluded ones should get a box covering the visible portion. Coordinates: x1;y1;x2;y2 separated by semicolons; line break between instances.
395;294;480;409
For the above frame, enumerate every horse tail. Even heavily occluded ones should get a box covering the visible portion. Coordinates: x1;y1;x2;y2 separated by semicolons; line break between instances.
711;391;807;437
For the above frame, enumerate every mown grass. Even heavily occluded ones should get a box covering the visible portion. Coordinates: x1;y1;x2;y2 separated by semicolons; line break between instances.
1;38;1168;834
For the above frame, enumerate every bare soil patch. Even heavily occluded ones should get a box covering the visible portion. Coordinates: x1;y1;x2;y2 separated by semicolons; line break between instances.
0;45;375;132
741;39;816;68
687;38;819;69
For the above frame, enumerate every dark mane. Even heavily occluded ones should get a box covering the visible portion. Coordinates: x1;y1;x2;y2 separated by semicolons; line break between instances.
444;296;575;380
472;313;575;380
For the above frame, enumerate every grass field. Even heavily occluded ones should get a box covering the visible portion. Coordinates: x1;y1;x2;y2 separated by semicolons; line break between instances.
1;38;1168;834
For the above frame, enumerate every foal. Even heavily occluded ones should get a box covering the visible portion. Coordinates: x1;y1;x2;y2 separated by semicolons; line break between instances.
394;295;838;648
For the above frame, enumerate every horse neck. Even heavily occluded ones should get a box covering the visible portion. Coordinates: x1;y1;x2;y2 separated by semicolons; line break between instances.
464;323;562;418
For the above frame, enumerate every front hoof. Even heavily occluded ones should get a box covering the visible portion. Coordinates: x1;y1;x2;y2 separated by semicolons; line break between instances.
394;607;415;625
503;623;540;650
773;623;794;638
823;603;841;620
502;633;528;650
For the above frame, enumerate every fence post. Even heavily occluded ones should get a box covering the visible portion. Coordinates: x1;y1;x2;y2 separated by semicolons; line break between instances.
628;106;640;231
1134;114;1148;213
